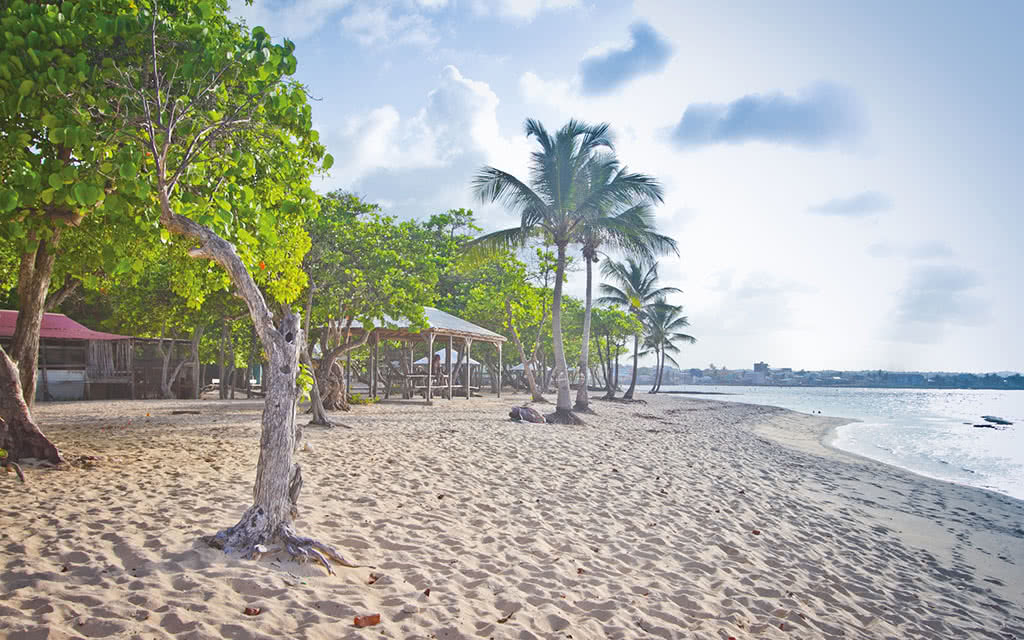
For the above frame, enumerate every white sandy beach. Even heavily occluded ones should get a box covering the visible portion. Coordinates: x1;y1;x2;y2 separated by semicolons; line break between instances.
2;393;1022;639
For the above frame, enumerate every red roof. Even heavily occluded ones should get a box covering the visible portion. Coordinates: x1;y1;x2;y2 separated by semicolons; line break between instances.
0;310;130;341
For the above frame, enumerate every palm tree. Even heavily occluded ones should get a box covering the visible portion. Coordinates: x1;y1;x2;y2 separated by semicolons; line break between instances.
471;119;663;422
642;299;696;393
573;159;676;411
598;257;680;400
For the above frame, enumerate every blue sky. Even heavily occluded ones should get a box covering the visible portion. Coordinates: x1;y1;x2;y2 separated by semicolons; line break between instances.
232;0;1023;373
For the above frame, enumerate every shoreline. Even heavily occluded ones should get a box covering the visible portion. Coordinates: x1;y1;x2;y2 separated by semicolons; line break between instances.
2;394;1022;638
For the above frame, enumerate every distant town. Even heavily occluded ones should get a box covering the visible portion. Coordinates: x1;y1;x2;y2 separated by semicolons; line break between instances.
624;362;1024;390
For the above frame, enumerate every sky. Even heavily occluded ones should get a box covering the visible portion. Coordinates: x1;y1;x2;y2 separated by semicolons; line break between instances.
232;0;1024;373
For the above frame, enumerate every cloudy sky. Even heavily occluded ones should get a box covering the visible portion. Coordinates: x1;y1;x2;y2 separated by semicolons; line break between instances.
233;0;1023;373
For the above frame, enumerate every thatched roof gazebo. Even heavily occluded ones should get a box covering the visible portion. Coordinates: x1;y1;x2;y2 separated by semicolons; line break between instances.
346;306;506;402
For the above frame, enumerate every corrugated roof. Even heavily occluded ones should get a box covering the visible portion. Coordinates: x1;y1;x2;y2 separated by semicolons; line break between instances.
349;306;506;342
0;310;131;341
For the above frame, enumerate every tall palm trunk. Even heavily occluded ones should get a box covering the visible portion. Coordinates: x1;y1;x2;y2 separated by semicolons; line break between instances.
649;345;660;393
574;253;594;411
550;243;572;415
624;333;640;399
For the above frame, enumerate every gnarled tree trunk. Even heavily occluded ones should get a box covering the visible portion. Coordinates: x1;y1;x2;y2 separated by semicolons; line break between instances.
624;334;640;400
0;346;63;463
158;189;352;573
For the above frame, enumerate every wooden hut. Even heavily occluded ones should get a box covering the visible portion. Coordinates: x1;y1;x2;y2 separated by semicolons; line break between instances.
0;311;194;401
346;307;507;403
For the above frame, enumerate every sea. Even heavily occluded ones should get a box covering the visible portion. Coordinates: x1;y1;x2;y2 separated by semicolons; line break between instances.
658;385;1024;501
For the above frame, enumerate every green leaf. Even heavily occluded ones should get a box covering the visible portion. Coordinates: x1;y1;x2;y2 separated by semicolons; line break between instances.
48;173;63;189
41;113;59;129
197;2;212;19
322;153;334;170
119;162;137;179
159;228;170;244
41;188;55;204
0;190;18;212
7;220;25;238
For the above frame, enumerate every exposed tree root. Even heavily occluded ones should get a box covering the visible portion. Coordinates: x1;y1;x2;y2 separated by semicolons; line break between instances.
572;399;597;414
204;504;367;576
2;459;25;483
544;408;586;425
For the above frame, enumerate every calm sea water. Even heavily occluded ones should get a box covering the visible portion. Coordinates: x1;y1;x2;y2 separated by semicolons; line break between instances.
659;385;1024;500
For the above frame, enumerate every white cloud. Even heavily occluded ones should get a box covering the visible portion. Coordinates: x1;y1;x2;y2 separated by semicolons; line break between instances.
230;0;353;40
341;5;438;46
470;0;579;21
322;66;530;221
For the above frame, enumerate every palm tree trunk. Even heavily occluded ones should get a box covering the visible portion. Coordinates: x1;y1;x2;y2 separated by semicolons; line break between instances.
649;345;660;393
574;255;594;411
548;243;575;421
624;333;639;400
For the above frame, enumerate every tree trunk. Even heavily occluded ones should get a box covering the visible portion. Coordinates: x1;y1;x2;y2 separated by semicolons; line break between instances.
624;334;640;400
158;186;350;573
574;253;595;412
0;346;63;463
9;230;63;408
505;301;543;401
218;318;229;400
546;243;580;424
158;322;181;399
602;336;617;399
649;346;660;393
192;325;204;399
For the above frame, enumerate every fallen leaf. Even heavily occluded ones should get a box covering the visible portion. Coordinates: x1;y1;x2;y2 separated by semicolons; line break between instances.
367;573;379;584
751;529;761;535
423;588;430;597
577;568;584;575
243;607;261;616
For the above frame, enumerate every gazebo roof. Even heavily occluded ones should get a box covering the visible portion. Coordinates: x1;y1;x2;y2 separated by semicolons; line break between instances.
414;348;481;366
348;306;506;343
0;310;130;341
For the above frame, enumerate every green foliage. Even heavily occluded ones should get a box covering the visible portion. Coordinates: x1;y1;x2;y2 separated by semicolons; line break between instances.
347;392;377;406
304;191;439;331
296;361;314;401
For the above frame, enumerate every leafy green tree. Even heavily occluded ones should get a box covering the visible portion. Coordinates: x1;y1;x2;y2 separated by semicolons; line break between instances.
472;119;660;422
0;0;158;425
462;251;546;398
641;299;695;393
598;257;680;400
33;0;348;569
589;306;641;398
302;191;439;416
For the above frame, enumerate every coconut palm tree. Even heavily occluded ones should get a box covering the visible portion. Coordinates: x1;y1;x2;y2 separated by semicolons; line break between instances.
642;299;696;393
573;159;676;411
598;257;680;400
471;119;663;422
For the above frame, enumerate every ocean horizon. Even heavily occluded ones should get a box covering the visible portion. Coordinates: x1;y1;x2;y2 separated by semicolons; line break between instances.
659;384;1024;501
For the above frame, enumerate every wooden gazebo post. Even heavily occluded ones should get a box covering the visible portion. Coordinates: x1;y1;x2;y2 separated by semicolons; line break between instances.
446;335;453;401
373;333;380;399
426;331;435;405
464;337;472;400
497;342;502;398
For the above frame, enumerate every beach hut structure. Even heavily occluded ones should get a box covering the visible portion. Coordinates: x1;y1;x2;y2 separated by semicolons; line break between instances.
0;310;194;401
346;306;506;403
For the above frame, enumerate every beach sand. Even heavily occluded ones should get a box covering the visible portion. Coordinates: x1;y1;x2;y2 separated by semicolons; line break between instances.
2;393;1022;639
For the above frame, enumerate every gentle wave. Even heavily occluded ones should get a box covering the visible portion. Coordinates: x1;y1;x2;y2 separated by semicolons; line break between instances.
659;385;1024;500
